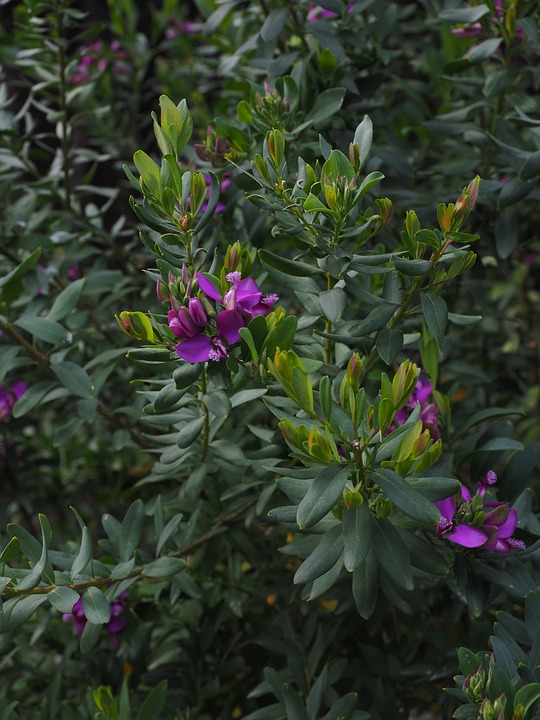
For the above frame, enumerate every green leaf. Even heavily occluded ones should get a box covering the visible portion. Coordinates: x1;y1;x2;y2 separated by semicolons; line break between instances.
353;115;373;170
466;38;502;63
297;465;350;529
370;469;441;524
14;316;70;345
239;327;259;364
294;525;343;584
291;366;314;414
156;513;184;556
306;88;346;125
343;502;373;572
260;7;288;41
319;288;347;322
0;537;20;563
47;586;80;614
93;686;119;720
119;500;145;562
372;518;413;590
259;249;323;277
304;192;332;214
141;557;186;577
203;390;231;416
80;617;102;654
282;684;309;720
176;417;205;449
0;247;42;302
82;586;110;624
263;315;298;357
376;328;403;365
52;361;94;399
521;150;540;180
440;4;489;22
173;362;202;389
351;303;397;337
0;595;48;632
70;526;93;579
47;279;84;321
514;684;540;717
322;149;355;183
319;376;332;422
133;150;161;198
406;476;461;502
475;437;524;452
447;312;482;326
420;292;447;353
495;206;518;259
392;257;433;276
352;547;379;619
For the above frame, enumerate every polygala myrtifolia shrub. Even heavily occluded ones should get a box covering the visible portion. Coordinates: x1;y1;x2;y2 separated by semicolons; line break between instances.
0;0;540;717
2;89;539;718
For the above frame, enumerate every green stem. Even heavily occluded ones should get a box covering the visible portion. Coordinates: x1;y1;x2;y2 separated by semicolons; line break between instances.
0;319;150;450
200;365;210;461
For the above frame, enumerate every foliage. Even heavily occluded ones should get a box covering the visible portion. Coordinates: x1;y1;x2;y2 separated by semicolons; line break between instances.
0;0;539;718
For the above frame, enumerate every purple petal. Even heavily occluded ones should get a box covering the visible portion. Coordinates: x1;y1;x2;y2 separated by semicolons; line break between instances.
434;496;456;521
415;375;433;404
196;273;222;302
447;524;487;548
107;616;126;634
216;309;244;344
494;508;518;539
11;380;27;401
175;335;213;363
236;278;262;312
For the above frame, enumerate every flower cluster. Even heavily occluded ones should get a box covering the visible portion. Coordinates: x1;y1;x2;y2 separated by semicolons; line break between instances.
394;374;440;439
451;0;523;43
62;593;127;636
0;380;27;421
71;41;129;85
168;271;278;363
435;471;525;552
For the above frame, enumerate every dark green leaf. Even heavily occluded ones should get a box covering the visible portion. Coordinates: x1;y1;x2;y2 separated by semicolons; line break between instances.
294;525;343;584
306;88;346;125
52;361;94;399
82;586;110;625
342;502;373;572
372;518;413;590
297;465;350;529
176;417;205;449
376;328;403;364
420;292;447;352
369;469;440;524
14;316;70;345
141;557;186;577
119;500;145;561
352;547;379;619
260;7;289;42
319;288;347;322
47;586;80;614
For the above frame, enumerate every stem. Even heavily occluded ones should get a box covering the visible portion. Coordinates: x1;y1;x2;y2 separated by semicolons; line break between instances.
200;365;210;461
0;319;150;450
2;498;258;597
54;0;72;213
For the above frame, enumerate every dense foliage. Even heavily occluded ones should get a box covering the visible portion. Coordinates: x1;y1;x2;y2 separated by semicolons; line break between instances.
0;1;539;718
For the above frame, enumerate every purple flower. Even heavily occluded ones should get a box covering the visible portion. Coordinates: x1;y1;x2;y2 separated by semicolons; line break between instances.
0;380;27;420
62;592;127;636
394;374;440;439
435;472;525;552
170;271;278;363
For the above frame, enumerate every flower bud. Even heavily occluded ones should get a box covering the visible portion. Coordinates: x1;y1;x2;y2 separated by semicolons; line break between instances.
189;298;208;327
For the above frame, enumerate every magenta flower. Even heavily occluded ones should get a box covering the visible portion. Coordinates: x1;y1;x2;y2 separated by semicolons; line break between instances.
0;380;27;420
169;271;278;363
394;374;440;439
435;472;525;552
62;592;127;636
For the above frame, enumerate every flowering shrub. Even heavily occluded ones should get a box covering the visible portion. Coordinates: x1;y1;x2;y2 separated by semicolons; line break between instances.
0;1;539;719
